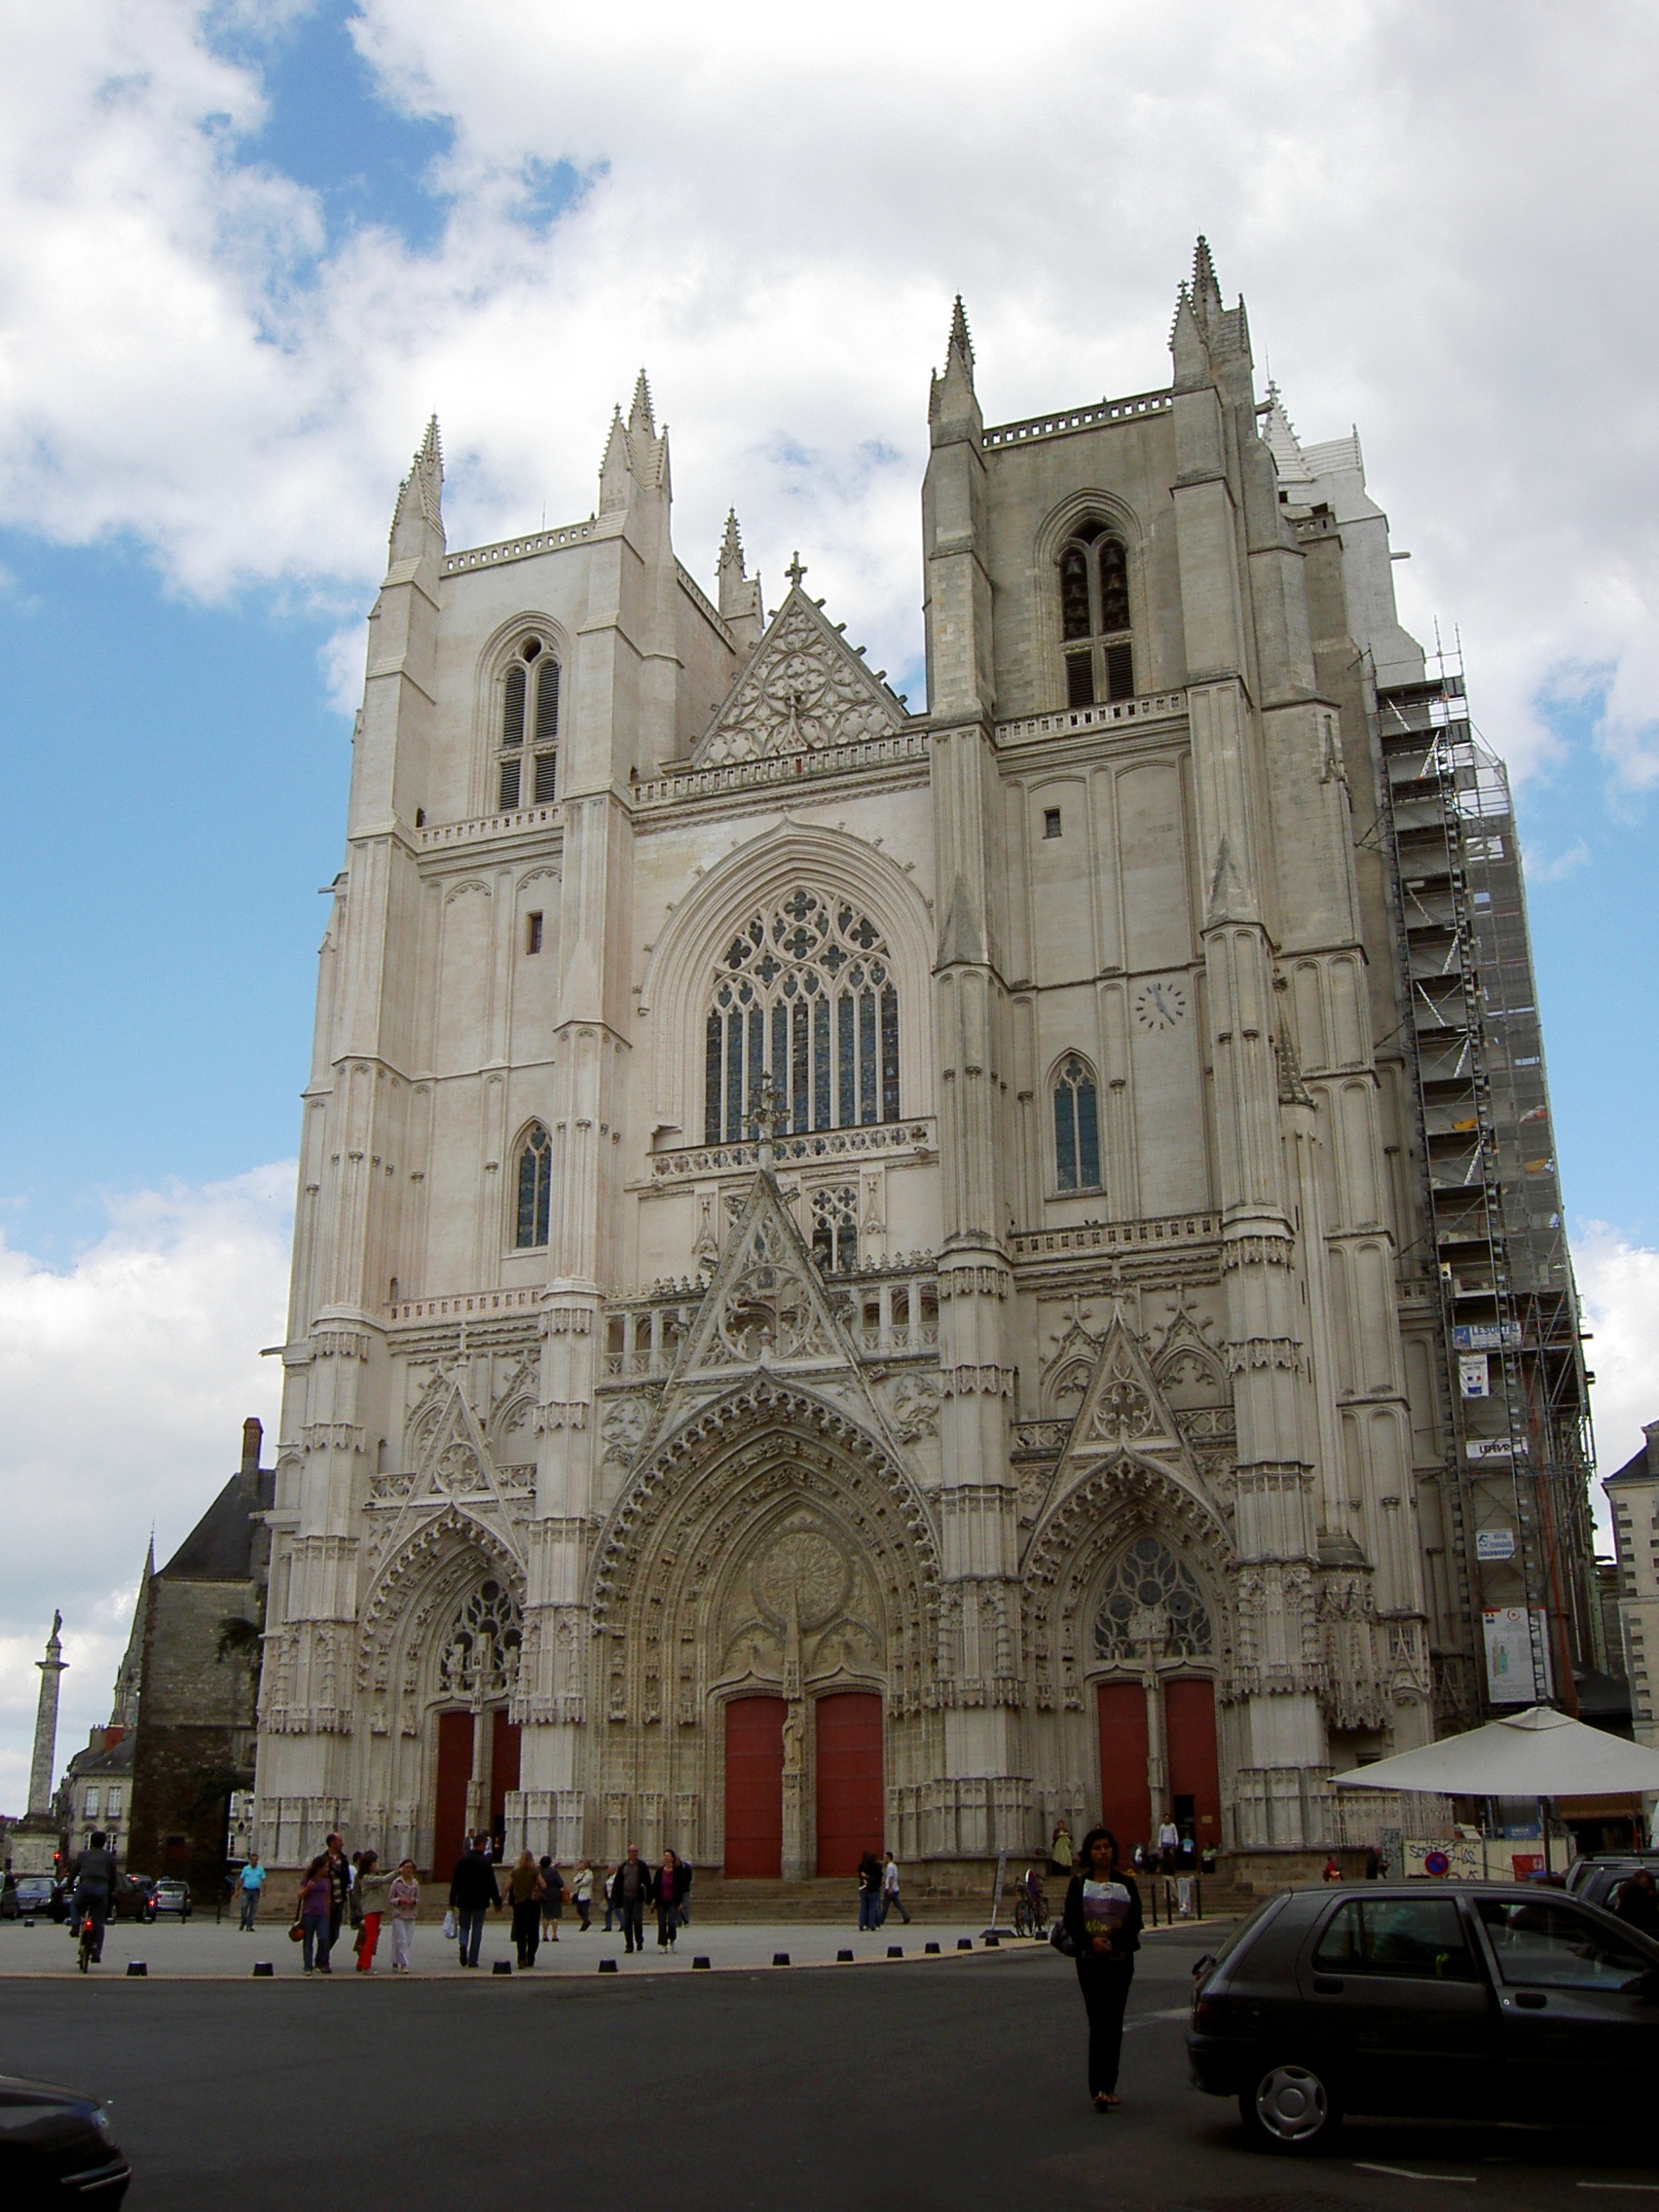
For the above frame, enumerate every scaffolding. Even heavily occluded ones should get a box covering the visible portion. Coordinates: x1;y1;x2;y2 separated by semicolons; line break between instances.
1376;665;1596;1719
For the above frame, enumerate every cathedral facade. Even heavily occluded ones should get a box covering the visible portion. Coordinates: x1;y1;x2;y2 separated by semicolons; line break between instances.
253;243;1472;1883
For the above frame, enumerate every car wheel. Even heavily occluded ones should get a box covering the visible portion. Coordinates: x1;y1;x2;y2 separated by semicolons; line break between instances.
1239;2059;1343;2154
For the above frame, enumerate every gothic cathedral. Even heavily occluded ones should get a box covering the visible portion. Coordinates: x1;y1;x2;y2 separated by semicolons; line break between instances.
254;242;1465;1885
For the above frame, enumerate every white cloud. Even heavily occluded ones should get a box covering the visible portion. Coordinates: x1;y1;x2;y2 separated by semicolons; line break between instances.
0;1166;290;1809
1575;1222;1659;1549
0;1;1655;765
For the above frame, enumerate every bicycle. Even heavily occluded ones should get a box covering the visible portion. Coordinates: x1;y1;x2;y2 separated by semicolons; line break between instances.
1013;1892;1049;1939
75;1905;99;1973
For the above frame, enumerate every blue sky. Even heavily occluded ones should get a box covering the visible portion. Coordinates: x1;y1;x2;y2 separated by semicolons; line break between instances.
3;0;1659;1793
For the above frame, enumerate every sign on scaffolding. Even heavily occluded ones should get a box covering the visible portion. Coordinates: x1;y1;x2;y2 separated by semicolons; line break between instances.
1482;1606;1552;1704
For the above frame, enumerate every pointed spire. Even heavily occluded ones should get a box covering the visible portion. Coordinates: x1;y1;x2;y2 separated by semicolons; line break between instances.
948;293;974;374
599;404;632;512
929;293;980;441
629;369;655;436
1192;235;1222;315
717;507;765;640
387;414;446;564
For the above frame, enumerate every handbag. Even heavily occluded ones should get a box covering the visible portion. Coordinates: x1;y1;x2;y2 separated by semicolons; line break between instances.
1049;1918;1078;1958
441;1908;457;1940
288;1920;305;1943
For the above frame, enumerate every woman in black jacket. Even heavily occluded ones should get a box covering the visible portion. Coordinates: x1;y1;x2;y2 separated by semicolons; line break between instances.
1062;1825;1144;2113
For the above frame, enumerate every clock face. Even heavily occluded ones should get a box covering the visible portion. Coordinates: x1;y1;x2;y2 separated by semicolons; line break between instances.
1134;978;1187;1031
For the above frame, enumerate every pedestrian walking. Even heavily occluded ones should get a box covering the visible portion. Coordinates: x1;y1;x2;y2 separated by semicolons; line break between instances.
654;1850;685;1949
323;1831;352;1954
572;1860;594;1932
508;1850;543;1968
677;1856;693;1932
1615;1866;1659;1935
1320;1855;1343;1883
880;1851;911;1926
857;1851;882;1932
449;1832;501;1967
603;1863;617;1933
387;1861;420;1971
355;1852;389;1971
238;1854;266;1930
1050;1822;1075;1879
611;1844;648;1954
295;1854;334;1973
1062;1825;1143;2114
538;1856;566;1941
1157;1815;1179;1874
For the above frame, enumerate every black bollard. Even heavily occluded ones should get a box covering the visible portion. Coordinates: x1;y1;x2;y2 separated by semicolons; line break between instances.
599;1957;617;1973
887;1945;903;1958
492;1960;513;1975
126;1961;147;1976
692;1956;712;1970
837;1949;854;1962
772;1952;791;1967
925;1941;940;1954
252;1962;274;1977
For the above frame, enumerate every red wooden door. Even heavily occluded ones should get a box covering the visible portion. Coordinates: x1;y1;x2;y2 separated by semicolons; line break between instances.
724;1696;786;1876
1164;1677;1221;1850
432;1711;473;1880
1096;1681;1151;1853
491;1710;521;1856
814;1692;884;1878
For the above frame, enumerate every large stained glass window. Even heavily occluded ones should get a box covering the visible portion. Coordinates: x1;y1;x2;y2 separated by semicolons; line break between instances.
702;890;900;1144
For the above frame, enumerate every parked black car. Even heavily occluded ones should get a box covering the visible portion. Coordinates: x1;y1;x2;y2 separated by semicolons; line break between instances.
0;1875;56;1922
110;1876;157;1924
0;2074;129;2205
1566;1853;1659;1914
1188;1881;1659;2152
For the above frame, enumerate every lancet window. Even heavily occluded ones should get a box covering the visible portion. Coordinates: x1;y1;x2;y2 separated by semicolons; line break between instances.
703;889;900;1144
515;1124;552;1248
1094;1536;1213;1663
1058;523;1133;708
1053;1055;1102;1191
498;636;560;810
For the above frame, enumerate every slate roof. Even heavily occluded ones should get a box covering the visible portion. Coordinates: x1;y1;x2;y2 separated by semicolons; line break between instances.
161;1467;275;1582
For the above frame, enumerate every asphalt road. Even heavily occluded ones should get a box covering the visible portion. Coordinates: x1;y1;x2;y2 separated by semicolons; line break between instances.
4;1933;1654;2211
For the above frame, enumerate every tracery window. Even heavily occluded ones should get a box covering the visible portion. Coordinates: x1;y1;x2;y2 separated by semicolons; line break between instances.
1058;523;1133;709
439;1579;524;1698
809;1184;859;1272
498;636;560;810
703;889;900;1144
515;1124;552;1248
1094;1536;1213;1662
1053;1055;1102;1191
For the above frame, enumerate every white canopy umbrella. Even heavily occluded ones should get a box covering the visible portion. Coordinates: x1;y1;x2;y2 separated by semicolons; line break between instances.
1332;1706;1659;1798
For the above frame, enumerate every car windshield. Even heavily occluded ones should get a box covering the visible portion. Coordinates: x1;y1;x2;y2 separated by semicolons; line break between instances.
1477;1898;1654;1992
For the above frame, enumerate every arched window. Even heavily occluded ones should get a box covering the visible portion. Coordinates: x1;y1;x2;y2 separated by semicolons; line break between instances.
1056;523;1133;708
515;1124;552;1248
1052;1055;1101;1191
809;1183;859;1272
1094;1536;1213;1662
498;637;560;811
702;889;900;1145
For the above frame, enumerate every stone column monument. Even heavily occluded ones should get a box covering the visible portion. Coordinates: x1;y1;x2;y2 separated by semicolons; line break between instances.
28;1611;66;1816
11;1612;68;1875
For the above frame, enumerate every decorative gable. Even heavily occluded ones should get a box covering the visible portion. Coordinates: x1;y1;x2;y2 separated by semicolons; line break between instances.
670;1172;856;1381
384;1371;525;1568
693;585;906;767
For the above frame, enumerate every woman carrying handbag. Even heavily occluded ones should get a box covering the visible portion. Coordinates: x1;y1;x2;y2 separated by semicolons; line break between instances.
1061;1825;1143;2113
